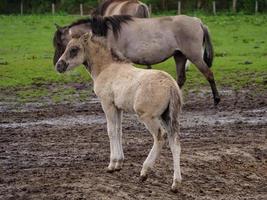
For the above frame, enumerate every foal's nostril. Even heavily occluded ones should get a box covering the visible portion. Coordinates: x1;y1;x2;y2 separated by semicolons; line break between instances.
56;60;68;73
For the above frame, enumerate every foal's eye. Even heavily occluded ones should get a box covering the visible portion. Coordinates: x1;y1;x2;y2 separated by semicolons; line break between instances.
69;47;80;58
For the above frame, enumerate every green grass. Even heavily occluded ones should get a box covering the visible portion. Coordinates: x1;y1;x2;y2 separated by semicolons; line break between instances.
0;14;266;102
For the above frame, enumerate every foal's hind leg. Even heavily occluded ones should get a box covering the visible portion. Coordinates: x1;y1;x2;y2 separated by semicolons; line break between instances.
167;131;182;193
173;51;187;88
138;115;166;181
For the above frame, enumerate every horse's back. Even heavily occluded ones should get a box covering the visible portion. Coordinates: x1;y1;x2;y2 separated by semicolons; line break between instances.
119;15;204;61
104;0;149;18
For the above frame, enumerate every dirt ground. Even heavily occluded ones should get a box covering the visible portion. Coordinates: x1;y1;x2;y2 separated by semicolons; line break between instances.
0;88;266;200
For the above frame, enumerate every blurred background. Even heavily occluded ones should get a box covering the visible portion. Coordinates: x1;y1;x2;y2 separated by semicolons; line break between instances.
0;0;266;104
1;0;267;15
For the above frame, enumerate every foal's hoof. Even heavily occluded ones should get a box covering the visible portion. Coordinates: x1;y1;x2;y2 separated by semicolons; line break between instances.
114;167;122;172
214;97;221;106
171;181;181;193
106;168;116;173
170;186;179;193
139;174;148;182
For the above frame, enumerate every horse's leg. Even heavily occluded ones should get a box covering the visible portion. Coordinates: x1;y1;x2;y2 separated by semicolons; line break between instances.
146;65;152;69
114;109;124;171
101;101;124;172
173;51;187;88
167;130;182;193
191;58;220;105
138;116;166;181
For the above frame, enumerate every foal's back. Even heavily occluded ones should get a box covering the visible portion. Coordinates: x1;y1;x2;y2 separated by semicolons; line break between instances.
94;63;179;115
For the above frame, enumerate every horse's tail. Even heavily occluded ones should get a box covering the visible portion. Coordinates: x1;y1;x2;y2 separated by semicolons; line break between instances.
136;3;150;18
201;24;214;68
162;85;182;135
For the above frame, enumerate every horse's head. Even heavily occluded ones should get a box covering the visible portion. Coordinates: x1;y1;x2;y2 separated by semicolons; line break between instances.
55;33;92;73
53;23;93;66
53;24;71;65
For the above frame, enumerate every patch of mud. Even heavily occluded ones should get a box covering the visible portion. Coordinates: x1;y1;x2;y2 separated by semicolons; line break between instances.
0;114;106;129
0;88;266;200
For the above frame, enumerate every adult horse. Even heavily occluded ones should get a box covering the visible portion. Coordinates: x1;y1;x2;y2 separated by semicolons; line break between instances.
53;15;220;105
92;0;150;18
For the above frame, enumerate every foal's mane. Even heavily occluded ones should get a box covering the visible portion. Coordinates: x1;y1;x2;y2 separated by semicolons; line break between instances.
69;15;133;39
92;0;139;16
89;36;130;64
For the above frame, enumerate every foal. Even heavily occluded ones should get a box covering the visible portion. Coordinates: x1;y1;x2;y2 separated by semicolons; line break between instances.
55;33;183;192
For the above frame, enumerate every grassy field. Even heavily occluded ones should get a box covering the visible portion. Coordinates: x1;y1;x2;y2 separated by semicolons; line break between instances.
0;14;266;103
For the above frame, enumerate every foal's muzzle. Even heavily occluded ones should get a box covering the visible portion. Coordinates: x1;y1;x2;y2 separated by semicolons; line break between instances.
56;60;68;73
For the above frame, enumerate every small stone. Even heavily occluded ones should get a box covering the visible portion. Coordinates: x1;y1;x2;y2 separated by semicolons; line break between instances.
244;61;253;65
247;173;260;180
215;121;221;125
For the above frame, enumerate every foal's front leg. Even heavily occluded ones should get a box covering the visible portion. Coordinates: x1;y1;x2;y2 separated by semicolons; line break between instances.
101;101;124;172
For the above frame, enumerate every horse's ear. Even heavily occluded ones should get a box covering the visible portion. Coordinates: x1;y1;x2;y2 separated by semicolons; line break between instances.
54;23;62;30
81;32;92;43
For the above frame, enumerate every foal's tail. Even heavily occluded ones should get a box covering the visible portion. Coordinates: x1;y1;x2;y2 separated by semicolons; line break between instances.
162;85;182;134
201;24;214;68
136;3;150;18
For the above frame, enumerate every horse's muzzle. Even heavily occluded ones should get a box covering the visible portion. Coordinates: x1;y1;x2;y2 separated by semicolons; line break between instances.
56;60;68;73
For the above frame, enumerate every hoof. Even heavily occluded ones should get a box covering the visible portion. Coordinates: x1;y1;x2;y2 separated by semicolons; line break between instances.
106;168;115;173
139;174;148;182
170;186;179;193
171;180;181;193
114;167;122;172
214;97;221;106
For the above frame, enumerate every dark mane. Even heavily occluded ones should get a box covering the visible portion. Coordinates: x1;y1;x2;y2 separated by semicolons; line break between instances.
69;15;133;39
53;28;62;48
68;18;91;28
92;0;139;16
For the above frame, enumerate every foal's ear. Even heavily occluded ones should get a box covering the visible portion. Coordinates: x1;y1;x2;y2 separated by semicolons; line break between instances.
81;32;92;43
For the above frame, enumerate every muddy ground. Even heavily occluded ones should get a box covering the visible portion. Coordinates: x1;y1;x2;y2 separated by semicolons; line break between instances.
0;88;266;200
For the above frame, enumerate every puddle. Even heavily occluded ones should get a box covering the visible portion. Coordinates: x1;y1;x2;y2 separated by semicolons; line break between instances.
181;108;267;128
1;107;266;129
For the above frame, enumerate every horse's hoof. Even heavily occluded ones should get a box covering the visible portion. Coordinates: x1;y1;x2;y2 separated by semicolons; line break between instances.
139;174;148;182
214;97;221;106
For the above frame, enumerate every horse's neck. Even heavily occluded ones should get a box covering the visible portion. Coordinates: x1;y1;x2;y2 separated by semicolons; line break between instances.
85;43;113;80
